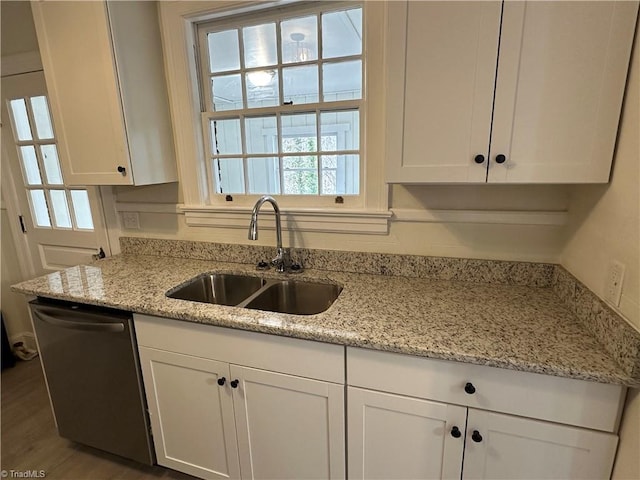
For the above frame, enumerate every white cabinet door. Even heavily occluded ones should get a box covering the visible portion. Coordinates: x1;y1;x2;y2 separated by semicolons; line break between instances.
138;347;240;480
462;409;618;480
386;1;502;183
489;1;638;183
231;365;345;480
348;387;466;480
31;1;177;186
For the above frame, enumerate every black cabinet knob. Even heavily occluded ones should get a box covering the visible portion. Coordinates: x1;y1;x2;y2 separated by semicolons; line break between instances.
217;377;226;386
474;154;485;164
230;379;239;388
495;154;506;164
464;382;476;394
471;430;483;443
117;165;126;175
450;426;462;438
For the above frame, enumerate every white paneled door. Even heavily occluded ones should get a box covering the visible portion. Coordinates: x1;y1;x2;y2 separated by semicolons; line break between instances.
1;72;108;275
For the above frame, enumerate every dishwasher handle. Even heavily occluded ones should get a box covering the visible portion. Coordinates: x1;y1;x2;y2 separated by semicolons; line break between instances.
32;308;126;333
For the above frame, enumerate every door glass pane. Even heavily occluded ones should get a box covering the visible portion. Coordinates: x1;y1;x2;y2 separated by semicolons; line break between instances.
70;190;94;230
283;65;319;104
40;145;64;185
208;30;240;73
19;146;42;185
243;23;277;68
9;99;32;141
211;74;243;111
283;156;318;194
322;8;362;59
281;15;318;64
215;158;245;193
29;190;51;227
211;119;242;154
246;70;279;108
49;190;72;228
247;157;280;194
245;116;277;154
323;60;362;101
30;96;54;140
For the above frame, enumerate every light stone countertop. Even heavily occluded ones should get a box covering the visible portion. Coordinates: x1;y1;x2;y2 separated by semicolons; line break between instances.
12;254;637;387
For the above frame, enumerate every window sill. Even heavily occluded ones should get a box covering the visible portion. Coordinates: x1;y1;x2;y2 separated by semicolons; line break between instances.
179;204;393;235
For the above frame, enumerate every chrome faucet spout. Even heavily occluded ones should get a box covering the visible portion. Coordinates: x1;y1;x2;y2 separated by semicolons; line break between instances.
248;195;288;272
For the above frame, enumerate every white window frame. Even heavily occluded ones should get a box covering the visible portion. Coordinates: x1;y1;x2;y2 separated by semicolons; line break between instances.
158;1;390;234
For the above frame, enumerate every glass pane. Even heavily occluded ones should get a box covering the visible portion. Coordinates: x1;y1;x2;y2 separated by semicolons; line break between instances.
30;96;54;139
40;145;64;185
321;154;359;194
247;157;280;194
283;65;319;104
322;8;362;59
245;116;277;154
246;70;279;108
283;156;318;195
208;30;240;73
19;146;42;185
50;190;72;228
243;23;277;68
281;15;318;64
211;74;243;111
323;60;362;101
210;118;242;154
215;158;245;193
28;190;51;227
70;190;94;230
282;113;317;153
9;99;32;141
320;110;359;151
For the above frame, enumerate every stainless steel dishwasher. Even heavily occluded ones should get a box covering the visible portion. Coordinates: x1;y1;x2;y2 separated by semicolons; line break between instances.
29;298;154;465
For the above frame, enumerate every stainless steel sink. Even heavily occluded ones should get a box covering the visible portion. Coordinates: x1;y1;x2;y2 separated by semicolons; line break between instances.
167;273;265;306
244;280;342;315
167;273;342;315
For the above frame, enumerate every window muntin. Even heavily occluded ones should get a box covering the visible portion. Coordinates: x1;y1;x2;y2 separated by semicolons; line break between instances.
198;4;363;197
6;94;94;231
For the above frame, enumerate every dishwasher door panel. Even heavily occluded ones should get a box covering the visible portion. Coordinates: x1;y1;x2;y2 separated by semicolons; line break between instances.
30;301;154;465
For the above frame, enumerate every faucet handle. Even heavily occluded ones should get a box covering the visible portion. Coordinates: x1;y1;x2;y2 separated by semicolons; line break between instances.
256;260;270;270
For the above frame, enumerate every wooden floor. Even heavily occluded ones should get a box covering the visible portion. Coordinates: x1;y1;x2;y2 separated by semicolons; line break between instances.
1;358;197;480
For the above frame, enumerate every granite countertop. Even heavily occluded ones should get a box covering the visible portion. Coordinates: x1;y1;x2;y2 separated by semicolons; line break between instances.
12;253;637;386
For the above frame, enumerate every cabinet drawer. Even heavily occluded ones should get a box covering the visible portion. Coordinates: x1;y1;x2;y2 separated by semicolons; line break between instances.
347;348;625;432
134;314;344;383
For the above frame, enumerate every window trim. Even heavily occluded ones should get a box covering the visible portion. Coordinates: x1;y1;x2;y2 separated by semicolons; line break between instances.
158;0;389;233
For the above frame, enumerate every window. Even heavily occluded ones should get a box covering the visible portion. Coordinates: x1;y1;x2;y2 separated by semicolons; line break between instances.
198;3;363;198
6;95;94;230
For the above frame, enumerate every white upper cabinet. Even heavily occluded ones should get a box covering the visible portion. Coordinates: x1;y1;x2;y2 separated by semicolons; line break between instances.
31;1;178;186
386;1;638;184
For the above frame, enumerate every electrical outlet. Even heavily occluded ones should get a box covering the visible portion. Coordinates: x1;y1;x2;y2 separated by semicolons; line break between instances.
604;260;625;307
122;212;140;230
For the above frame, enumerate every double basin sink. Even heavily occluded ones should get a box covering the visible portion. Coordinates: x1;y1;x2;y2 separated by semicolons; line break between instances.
166;273;342;315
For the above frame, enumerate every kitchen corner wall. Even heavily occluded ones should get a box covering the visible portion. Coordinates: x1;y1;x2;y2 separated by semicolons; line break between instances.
559;34;639;479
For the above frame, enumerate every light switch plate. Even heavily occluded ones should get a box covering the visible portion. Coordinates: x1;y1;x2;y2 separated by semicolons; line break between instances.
122;212;140;230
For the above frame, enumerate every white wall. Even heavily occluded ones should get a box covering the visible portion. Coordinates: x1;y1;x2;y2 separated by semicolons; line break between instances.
557;35;639;479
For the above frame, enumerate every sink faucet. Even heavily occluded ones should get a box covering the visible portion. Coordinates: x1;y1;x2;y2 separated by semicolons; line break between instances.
248;195;290;272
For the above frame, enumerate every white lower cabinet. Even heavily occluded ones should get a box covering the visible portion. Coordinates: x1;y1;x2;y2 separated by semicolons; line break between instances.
347;347;624;480
138;347;240;480
348;387;466;479
463;409;618;480
134;314;345;480
232;366;345;479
